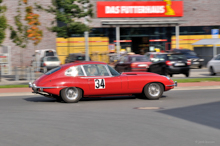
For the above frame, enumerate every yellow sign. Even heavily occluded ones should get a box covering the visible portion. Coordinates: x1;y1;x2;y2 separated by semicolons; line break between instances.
164;0;175;15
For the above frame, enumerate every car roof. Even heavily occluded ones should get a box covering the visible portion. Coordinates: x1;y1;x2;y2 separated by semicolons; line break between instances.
128;54;145;57
62;61;107;68
145;52;167;54
69;53;85;56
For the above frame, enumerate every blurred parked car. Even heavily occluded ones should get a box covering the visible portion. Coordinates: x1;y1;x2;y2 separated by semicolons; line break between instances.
40;56;61;73
148;53;191;77
207;54;220;75
65;53;90;64
115;54;152;72
170;49;204;68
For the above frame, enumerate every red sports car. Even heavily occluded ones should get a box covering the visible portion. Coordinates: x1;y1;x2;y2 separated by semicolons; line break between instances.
29;61;177;103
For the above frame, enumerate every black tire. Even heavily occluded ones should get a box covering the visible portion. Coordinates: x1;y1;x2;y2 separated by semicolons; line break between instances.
210;67;216;76
143;83;164;100
198;65;202;69
169;74;173;77
185;72;190;77
61;87;82;103
162;68;167;76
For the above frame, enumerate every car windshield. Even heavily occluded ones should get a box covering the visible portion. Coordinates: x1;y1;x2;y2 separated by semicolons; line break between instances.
46;57;59;61
107;65;120;76
168;54;187;60
131;56;149;62
45;67;61;75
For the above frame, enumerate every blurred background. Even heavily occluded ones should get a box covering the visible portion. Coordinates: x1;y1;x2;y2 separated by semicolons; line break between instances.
1;0;220;82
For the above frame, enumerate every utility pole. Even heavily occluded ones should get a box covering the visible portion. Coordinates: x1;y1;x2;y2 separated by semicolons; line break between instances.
84;3;89;61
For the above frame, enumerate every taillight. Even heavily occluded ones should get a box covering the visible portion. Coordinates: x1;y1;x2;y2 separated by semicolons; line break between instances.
166;61;173;66
43;63;46;66
131;63;136;67
187;60;191;66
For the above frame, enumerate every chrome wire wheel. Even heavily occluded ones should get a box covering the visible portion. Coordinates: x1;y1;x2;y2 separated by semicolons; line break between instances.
65;87;78;100
148;83;161;97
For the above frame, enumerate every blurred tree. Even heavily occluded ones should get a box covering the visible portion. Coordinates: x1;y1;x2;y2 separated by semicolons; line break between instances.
35;0;93;38
24;0;43;46
0;0;7;45
10;0;43;67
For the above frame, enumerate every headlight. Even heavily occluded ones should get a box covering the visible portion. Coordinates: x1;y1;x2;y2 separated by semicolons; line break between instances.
163;76;171;80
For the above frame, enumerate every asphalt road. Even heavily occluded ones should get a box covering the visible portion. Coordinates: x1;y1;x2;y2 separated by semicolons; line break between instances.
0;89;220;146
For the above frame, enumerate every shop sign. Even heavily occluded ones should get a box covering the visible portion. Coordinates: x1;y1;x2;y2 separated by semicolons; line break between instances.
97;1;183;17
0;53;8;64
211;29;219;38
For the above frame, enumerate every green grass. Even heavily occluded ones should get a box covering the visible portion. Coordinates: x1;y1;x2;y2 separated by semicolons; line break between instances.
174;77;220;83
0;85;29;88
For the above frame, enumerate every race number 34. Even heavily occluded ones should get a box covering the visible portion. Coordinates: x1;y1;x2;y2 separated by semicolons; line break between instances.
95;79;105;89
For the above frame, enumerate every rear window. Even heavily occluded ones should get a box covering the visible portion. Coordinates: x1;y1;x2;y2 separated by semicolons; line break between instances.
45;67;61;75
76;56;85;60
130;56;149;62
168;54;186;60
184;51;197;56
46;57;59;61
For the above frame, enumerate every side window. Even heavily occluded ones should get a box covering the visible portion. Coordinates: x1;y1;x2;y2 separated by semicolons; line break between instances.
123;56;128;62
214;55;220;60
82;64;110;76
65;66;85;77
119;56;125;63
154;55;160;62
97;64;110;76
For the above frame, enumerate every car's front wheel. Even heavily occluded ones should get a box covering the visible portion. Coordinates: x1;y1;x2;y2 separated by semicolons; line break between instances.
143;83;164;100
61;87;82;103
210;67;216;76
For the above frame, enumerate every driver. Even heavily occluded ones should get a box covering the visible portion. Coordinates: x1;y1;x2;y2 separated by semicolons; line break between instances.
88;67;98;76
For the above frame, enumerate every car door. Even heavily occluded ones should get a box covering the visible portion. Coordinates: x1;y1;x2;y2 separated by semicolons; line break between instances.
149;54;165;74
82;64;122;95
213;55;220;72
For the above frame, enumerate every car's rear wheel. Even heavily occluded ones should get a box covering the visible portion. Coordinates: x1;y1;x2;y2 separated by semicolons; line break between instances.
210;67;216;76
185;72;190;77
143;83;163;100
61;87;82;103
169;74;173;77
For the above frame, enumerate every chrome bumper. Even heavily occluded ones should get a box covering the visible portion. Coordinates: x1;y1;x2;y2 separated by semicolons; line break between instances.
166;81;177;87
29;82;66;93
